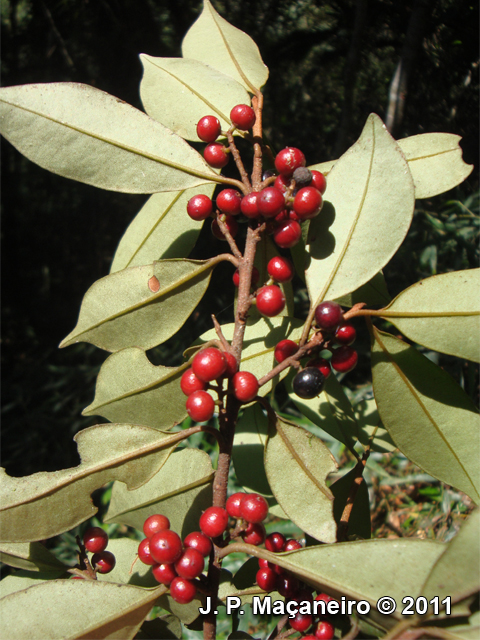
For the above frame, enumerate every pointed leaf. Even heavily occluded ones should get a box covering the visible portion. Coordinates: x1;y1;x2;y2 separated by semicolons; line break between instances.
111;185;216;273
105;449;213;538
0;541;67;573
83;348;187;430
335;271;391;308
265;417;337;543
0;424;183;542
379;269;480;362
181;0;268;92
232;404;272;497
371;329;480;503
0;580;166;640
140;56;250;141
306;114;415;306
0;83;219;193
331;467;371;539
61;259;215;352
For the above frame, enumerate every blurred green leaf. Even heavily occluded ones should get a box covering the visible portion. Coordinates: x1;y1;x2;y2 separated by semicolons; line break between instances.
0;83;219;193
233;404;272;497
137;615;181;639
0;542;67;573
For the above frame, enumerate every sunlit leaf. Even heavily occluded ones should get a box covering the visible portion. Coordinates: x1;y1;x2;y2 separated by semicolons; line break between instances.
182;0;268;92
265;417;337;543
371;329;480;503
330;467;371;539
83;348;187;430
0;579;165;640
0;541;67;573
95;539;156;588
61;259;215;352
157;591;204;625
0;83;219;193
306;114;415;307
232;404;272;497
353;396;396;453
334;271;391;308
111;185;216;272
140;56;250;141
379;269;480;362
0;424;183;542
105;449;214;539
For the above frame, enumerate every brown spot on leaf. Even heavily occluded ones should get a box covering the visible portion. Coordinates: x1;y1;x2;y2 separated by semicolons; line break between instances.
148;275;160;293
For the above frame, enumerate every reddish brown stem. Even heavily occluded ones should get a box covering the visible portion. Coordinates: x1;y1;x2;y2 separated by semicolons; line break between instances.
337;445;371;542
251;93;264;191
227;130;251;191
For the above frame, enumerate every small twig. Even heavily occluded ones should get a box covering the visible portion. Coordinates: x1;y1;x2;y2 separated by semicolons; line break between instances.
337;445;372;542
268;615;289;640
211;314;232;353
215;214;243;260
75;535;97;580
341;618;360;640
226;131;251;190
251;93;264;191
210;252;240;268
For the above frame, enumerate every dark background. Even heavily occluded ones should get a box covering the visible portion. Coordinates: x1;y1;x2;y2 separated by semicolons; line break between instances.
2;0;479;477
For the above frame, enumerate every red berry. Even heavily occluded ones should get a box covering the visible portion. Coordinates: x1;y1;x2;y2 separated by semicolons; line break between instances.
199;507;229;538
138;538;157;566
276;573;299;598
230;104;256;130
256;567;277;591
192;347;227;382
306;358;331;379
314;301;344;331
315;620;335;640
170;576;197;604
315;592;335;605
83;527;108;554
152;562;177;585
216;189;242;215
143;514;170;537
274;209;289;223
258;557;275;570
242;522;266;545
275;147;306;177
303;636;318;640
257;187;285;218
273;219;302;248
92;550;116;574
267;256;294;283
211;216;238;240
284;539;303;551
226;492;245;518
186;194;213;221
204;142;229;168
232;266;259;288
185;390;215;422
239;493;269;523
223;352;239;378
183;531;212;557
274;174;291;192
334;323;356;346
274;339;298;363
265;532;286;553
290;612;313;633
196;115;221;142
293;186;323;220
180;368;207;396
256;285;286;317
149;530;183;565
240;192;260;218
233;371;259;403
174;547;205;579
331;346;358;373
310;170;327;194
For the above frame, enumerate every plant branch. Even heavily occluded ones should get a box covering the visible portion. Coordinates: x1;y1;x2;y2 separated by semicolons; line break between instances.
211;314;232;352
209;252;240;268
251;93;264;191
227;130;251;190
215;214;243;260
341;618;360;640
267;615;289;640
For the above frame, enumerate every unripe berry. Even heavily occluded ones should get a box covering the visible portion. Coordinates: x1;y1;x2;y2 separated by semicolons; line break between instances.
216;189;242;215
226;492;245;518
310;170;327;194
275;147;306;177
267;256;294;283
293;367;325;399
183;531;212;557
138;538;157;566
192;347;227;382
314;301;344;331
273;219;302;248
185;390;215;422
242;522;266;545
233;371;259;403
149;530;183;565
256;285;286;317
239;493;269;523
257;187;286;218
293;186;323;220
232;266;259;288
83;527;108;554
143;514;170;538
334;323;356;346
265;532;286;553
180;368;207;396
196;115;221;142
199;506;229;538
186;194;213;221
211;216;238;240
240;192;260;218
174;547;205;579
274;339;298;363
331;346;358;373
230;104;256;130
306;357;331;380
256;567;277;591
203;142;229;168
92;550;116;574
152;562;177;586
170;576;197;604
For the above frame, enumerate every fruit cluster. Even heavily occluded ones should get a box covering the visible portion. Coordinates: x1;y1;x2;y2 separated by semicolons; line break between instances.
82;526;116;574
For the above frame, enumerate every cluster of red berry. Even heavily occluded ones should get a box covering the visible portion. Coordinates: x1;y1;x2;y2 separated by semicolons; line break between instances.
180;346;260;422
81;526;116;574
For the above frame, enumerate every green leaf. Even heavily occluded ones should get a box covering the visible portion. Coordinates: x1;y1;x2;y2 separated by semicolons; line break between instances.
371;329;480;503
331;467;371;539
305;114;415;307
140;56;250;141
105;449;213;539
0;424;182;542
157;591;204;625
308;159;335;176
379;269;480;362
95;539;156;588
0;579;166;640
446;610;480;639
265;417;337;543
60;259;215;352
335;271;391;308
232;404;272;497
181;0;268;92
0;571;64;600
0;542;67;573
353;396;396;453
111;185;216;272
83;348;187;430
0;83;219;193
422;508;480;605
137;616;182;640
